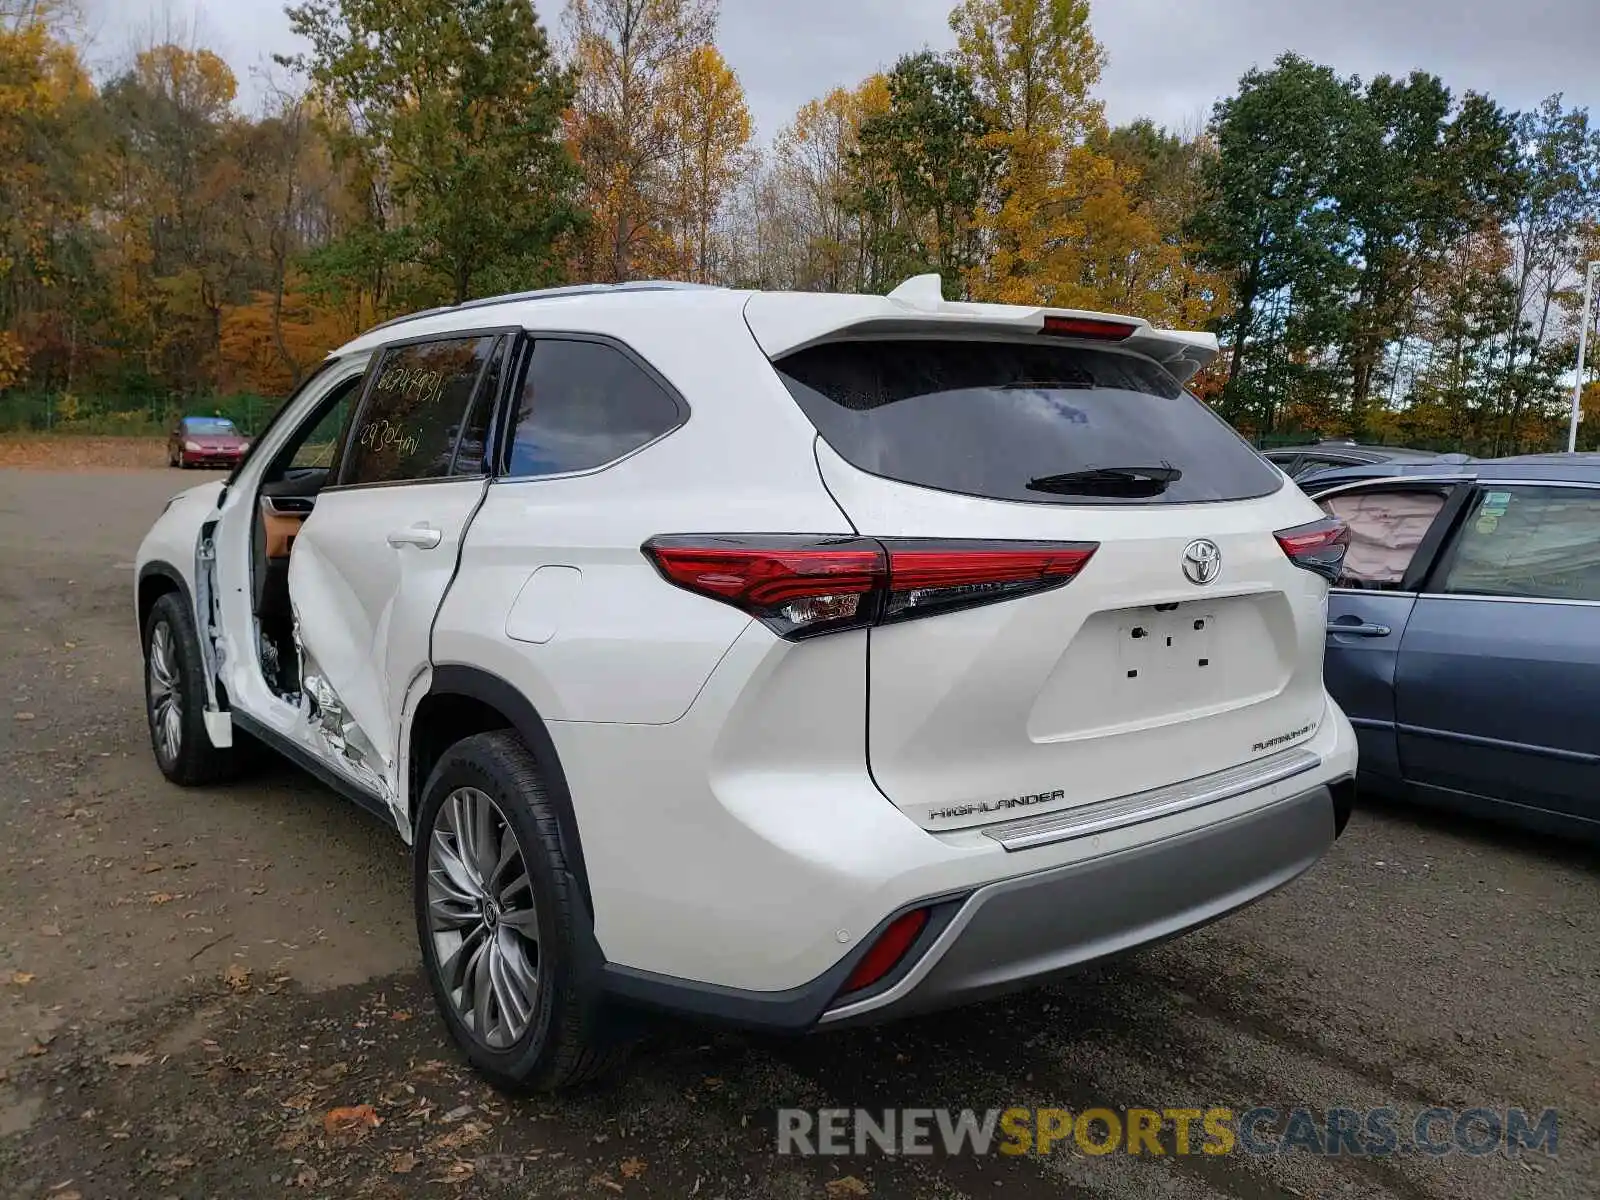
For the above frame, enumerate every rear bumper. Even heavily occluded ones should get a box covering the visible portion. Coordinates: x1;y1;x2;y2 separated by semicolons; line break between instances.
819;777;1347;1025
597;776;1352;1032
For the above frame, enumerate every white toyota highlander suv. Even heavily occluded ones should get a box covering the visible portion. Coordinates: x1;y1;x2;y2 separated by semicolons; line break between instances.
134;276;1358;1090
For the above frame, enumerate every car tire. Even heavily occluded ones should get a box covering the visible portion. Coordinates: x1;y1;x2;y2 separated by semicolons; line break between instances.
142;592;238;786
413;730;626;1092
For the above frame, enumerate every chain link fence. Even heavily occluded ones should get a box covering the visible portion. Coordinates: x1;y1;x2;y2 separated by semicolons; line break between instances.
0;392;278;437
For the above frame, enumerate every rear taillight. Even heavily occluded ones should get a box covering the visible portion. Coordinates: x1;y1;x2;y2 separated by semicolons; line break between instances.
640;536;883;639
642;536;1099;640
881;540;1098;623
1275;517;1349;582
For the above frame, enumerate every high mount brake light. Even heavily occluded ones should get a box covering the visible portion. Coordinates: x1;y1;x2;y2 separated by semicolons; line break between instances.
1041;315;1139;340
642;536;1099;640
1275;517;1350;582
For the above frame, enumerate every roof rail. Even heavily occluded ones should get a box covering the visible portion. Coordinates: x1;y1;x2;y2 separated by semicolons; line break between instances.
362;279;718;336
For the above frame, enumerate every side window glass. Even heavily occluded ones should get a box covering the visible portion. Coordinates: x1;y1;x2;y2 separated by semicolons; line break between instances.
341;336;496;486
450;337;506;477
506;339;682;478
289;380;361;472
1437;487;1600;602
1319;489;1448;589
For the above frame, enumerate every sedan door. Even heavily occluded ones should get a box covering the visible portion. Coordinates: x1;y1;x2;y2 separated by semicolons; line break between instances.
287;333;508;798
1312;481;1470;785
1394;482;1600;829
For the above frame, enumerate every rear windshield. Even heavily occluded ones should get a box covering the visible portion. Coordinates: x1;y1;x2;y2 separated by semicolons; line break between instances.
774;339;1282;506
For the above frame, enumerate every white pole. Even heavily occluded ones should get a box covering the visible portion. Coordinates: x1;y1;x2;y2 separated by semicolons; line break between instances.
1569;260;1600;453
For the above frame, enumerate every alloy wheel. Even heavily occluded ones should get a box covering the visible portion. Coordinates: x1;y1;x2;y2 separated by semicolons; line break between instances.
426;787;541;1050
147;621;183;765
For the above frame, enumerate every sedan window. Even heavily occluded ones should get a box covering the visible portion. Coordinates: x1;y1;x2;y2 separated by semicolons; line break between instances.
1319;489;1448;588
1436;486;1600;602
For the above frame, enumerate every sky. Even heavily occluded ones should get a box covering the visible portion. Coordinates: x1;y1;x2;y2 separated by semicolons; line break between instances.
79;0;1600;141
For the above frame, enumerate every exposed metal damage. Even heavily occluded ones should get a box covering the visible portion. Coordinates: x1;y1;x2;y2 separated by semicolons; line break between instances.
293;613;388;799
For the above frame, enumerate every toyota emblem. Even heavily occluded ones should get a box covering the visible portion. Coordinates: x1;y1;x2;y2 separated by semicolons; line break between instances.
1181;539;1222;585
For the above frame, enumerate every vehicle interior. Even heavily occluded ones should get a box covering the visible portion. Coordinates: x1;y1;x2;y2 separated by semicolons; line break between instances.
249;377;364;697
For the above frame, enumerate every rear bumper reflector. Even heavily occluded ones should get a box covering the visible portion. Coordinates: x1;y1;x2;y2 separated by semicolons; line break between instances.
981;747;1322;852
821;781;1334;1025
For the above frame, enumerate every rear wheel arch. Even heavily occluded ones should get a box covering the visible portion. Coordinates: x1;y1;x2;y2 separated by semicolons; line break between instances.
411;666;593;916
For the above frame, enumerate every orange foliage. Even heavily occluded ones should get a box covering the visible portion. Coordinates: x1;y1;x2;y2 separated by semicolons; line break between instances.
218;279;362;396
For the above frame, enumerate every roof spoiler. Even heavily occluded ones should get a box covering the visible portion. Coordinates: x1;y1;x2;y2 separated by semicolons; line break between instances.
746;274;1219;385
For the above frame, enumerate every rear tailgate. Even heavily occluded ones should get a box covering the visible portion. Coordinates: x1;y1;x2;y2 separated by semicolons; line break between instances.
817;442;1329;830
746;291;1335;832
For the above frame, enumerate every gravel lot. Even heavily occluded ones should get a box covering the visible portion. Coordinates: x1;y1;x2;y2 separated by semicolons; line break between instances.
0;467;1595;1200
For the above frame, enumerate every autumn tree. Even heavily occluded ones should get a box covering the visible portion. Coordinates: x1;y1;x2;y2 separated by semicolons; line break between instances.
1488;97;1600;451
99;45;245;393
563;0;717;282
850;51;995;295
0;0;98;392
1193;54;1363;432
755;76;888;291
662;44;751;282
213;91;348;391
1337;78;1518;434
283;0;583;306
949;0;1103;146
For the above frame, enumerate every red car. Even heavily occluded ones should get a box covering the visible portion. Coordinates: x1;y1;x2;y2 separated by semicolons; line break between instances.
168;415;250;469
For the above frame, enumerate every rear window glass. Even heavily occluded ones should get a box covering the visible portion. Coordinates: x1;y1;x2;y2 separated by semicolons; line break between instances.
774;339;1282;505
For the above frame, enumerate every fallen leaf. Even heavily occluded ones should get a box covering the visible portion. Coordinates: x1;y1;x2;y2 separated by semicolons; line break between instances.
437;1160;476;1184
105;1051;153;1069
431;1120;489;1152
13;712;35;721
274;1127;309;1151
323;1104;382;1137
826;1178;870;1198
222;963;251;991
391;1152;418;1175
620;1157;647;1179
146;892;178;905
7;971;35;986
289;1165;318;1189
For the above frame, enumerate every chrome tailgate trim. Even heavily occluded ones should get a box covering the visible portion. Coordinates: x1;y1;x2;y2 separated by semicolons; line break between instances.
983;746;1322;852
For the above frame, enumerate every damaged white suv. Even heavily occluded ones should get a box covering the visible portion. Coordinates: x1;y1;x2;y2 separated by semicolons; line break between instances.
134;277;1358;1090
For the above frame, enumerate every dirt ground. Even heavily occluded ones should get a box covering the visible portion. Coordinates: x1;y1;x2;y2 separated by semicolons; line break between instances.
0;466;1595;1200
0;437;167;471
